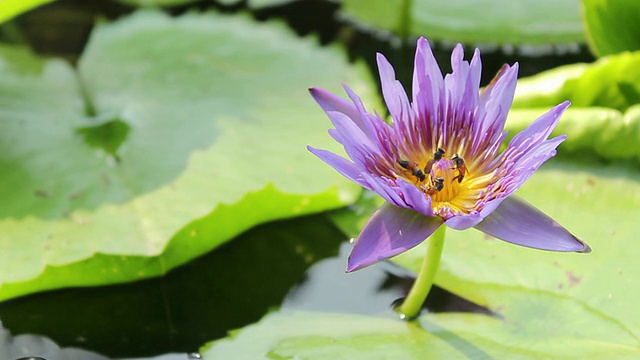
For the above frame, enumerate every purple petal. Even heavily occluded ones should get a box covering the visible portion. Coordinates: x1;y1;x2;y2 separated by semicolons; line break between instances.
360;173;405;208
445;194;508;230
377;53;412;124
307;146;370;190
505;135;566;192
397;180;435;217
477;63;518;137
474;195;591;253
322;110;376;169
412;37;444;125
443;44;470;117
445;213;483;230
347;203;444;272
507;101;570;153
309;87;367;132
342;84;394;148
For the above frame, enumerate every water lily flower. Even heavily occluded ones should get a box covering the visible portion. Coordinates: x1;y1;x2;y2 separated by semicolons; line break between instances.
308;37;590;275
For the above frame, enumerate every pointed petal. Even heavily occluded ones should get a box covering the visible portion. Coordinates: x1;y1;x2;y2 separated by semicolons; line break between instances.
507;101;570;153
307;146;370;190
412;37;444;126
477;63;518;136
321;110;376;170
347;203;444;272
444;44;470;117
342;84;393;145
309;87;366;131
360;173;404;208
377;53;412;123
503;135;566;195
474;195;591;253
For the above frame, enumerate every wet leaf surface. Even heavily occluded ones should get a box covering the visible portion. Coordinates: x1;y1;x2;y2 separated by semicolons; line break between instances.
0;9;376;301
340;0;585;45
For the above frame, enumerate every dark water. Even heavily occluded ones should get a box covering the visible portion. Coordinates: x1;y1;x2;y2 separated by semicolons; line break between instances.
0;213;491;359
0;0;594;358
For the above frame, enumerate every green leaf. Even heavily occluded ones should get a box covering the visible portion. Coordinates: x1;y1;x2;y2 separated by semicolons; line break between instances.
202;307;640;358
0;214;344;358
512;63;588;108
582;0;640;57
510;53;640;163
0;0;55;23
116;0;301;9
0;10;378;301
507;107;640;162
514;51;640;113
392;159;640;339
116;0;197;7
340;0;585;45
559;52;640;111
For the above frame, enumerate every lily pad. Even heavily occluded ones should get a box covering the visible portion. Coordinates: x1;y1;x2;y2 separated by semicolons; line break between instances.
391;157;640;335
0;214;345;358
582;0;640;57
0;10;377;301
340;0;585;45
0;0;55;23
508;107;640;163
202;305;640;358
514;51;640;112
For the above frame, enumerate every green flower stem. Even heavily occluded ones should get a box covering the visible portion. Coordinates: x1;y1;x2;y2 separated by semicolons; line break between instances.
396;225;446;319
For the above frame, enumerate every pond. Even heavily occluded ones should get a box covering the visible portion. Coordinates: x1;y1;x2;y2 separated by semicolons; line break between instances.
2;0;639;359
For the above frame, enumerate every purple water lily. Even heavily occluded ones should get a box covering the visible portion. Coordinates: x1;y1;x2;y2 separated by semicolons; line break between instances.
309;37;590;273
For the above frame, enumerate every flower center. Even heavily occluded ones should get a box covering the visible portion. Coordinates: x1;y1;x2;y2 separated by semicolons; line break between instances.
397;157;461;201
397;151;476;217
428;159;460;202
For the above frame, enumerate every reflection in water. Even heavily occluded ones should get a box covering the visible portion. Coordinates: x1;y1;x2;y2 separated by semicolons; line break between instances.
1;317;198;360
0;215;344;358
283;242;494;317
0;216;491;359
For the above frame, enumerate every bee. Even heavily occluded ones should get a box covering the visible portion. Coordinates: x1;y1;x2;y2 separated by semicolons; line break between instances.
422;176;445;195
398;159;426;182
424;147;446;174
451;154;467;183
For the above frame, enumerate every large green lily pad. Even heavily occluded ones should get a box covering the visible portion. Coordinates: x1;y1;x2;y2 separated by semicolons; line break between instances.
202;304;639;358
582;0;640;57
340;0;585;45
0;214;346;358
512;51;640;164
0;10;377;301
514;51;640;112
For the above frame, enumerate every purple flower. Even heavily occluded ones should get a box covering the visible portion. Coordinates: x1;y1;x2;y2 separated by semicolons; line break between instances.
308;37;590;272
